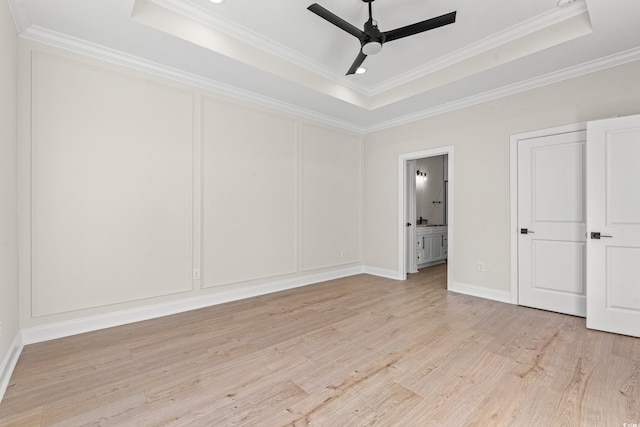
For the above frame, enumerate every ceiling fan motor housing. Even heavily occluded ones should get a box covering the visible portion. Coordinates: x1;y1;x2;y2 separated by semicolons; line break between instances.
361;19;385;55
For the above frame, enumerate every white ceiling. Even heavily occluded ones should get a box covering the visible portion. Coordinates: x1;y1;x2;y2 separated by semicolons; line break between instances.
8;0;640;132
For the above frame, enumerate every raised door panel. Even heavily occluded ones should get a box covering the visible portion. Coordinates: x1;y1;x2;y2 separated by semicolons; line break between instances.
431;233;444;261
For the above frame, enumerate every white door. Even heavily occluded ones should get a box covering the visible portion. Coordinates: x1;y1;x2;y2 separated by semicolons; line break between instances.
586;115;640;337
518;130;587;316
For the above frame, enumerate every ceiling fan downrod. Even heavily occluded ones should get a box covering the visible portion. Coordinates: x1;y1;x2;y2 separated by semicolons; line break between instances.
362;0;383;55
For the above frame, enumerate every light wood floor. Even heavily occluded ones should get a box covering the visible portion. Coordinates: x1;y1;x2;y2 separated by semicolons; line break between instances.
1;264;639;426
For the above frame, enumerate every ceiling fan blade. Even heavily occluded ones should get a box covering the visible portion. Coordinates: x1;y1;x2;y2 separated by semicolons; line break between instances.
384;11;456;43
346;50;367;75
308;3;364;39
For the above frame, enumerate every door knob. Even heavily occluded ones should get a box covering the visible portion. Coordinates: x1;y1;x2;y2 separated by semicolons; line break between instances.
520;228;535;234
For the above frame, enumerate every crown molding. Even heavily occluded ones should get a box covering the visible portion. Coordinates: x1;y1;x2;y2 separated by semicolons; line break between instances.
371;0;590;95
149;0;371;95
19;24;640;135
20;26;367;134
150;0;590;99
366;46;640;133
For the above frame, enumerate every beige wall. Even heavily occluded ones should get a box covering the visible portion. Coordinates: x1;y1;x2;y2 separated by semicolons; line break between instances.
363;60;640;293
20;42;362;329
9;18;640;343
0;0;19;372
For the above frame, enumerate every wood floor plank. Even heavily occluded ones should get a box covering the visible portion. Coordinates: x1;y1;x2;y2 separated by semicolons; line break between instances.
1;263;639;426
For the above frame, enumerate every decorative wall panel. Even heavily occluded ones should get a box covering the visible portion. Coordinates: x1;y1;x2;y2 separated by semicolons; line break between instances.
31;53;194;316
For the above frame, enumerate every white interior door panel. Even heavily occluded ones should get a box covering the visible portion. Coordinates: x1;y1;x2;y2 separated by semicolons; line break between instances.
587;114;640;337
518;130;587;316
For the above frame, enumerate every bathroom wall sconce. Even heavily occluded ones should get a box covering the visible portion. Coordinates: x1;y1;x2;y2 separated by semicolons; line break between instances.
416;170;427;182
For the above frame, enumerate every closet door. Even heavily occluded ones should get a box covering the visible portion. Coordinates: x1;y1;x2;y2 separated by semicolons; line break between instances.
586;114;640;337
517;130;587;316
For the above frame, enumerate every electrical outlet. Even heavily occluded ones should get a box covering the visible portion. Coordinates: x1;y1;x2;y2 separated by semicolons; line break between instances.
477;262;485;272
340;249;345;258
193;268;200;280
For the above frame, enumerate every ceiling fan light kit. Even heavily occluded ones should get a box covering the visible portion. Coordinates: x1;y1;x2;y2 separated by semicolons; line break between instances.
557;0;576;7
308;0;457;75
362;41;382;55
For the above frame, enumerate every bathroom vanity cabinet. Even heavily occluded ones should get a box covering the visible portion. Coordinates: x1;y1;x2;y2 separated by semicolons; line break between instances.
416;226;447;268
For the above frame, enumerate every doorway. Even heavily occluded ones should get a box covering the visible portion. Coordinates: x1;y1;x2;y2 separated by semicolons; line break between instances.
398;146;454;288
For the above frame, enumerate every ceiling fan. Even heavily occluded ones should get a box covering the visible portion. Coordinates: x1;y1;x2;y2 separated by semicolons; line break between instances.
308;0;457;75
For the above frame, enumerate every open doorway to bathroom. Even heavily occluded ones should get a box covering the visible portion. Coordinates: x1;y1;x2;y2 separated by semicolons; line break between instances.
397;147;453;288
414;155;448;270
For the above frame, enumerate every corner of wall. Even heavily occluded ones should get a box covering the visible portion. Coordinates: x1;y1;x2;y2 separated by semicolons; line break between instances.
449;281;512;304
0;332;23;404
363;265;402;280
0;0;21;405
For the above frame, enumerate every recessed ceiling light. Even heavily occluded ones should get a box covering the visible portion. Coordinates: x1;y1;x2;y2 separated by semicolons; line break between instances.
355;67;367;74
557;0;576;7
209;0;226;4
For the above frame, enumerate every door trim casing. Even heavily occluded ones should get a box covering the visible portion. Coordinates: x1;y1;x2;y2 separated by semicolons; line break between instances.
398;146;454;285
509;122;586;305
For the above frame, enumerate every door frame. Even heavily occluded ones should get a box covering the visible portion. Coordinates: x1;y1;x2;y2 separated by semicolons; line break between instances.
398;146;454;286
509;122;586;305
406;160;418;274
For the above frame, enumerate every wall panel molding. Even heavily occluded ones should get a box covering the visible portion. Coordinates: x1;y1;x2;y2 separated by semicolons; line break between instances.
30;51;195;316
201;96;298;288
20;44;364;335
301;123;362;271
21;265;364;345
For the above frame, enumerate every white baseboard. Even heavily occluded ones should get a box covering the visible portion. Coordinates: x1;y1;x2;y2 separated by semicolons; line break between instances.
449;281;512;304
21;265;364;345
0;332;23;404
363;265;402;280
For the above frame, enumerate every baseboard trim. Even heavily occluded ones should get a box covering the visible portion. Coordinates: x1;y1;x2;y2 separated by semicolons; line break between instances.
363;266;402;280
0;332;23;404
449;281;512;304
21;266;364;345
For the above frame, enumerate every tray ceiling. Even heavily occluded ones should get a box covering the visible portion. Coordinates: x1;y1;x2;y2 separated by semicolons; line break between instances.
8;0;640;132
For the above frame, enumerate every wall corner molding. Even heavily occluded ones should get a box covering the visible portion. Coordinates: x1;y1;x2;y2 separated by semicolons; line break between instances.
363;266;402;280
0;332;23;404
449;281;512;304
6;0;31;33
